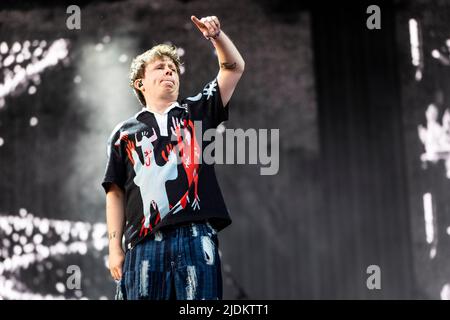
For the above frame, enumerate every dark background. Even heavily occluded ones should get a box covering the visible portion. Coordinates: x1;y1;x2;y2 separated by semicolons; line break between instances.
0;0;449;299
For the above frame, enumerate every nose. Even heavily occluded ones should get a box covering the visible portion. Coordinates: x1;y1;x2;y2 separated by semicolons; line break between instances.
165;67;173;76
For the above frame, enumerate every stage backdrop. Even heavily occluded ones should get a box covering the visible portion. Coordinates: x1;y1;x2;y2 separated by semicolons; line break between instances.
6;0;447;300
0;0;318;299
396;0;450;299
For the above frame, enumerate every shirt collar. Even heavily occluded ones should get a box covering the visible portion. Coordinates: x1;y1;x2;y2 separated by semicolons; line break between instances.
136;101;182;118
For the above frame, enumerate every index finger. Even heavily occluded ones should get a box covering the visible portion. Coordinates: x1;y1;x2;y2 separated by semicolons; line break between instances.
190;15;204;28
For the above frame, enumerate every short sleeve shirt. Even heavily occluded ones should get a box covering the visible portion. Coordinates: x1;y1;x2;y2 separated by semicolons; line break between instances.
102;78;232;250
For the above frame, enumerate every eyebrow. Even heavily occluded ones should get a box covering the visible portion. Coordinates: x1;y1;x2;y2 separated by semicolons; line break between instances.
154;62;176;69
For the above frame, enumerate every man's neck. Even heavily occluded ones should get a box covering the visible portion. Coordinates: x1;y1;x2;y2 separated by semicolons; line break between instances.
144;97;177;115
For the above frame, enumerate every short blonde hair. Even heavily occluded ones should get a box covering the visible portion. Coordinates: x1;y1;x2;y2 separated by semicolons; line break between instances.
129;44;182;106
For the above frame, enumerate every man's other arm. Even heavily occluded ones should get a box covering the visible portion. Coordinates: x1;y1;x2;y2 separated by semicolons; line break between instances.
106;183;126;281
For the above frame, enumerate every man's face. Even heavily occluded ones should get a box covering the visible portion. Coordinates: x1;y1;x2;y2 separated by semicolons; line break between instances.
142;56;180;101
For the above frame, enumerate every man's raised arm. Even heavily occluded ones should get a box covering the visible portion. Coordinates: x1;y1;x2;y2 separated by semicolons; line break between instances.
191;15;245;107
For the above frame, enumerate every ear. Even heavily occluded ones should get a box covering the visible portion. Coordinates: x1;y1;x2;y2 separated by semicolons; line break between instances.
134;79;143;90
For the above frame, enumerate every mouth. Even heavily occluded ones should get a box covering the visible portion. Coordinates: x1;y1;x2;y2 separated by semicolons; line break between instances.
160;79;175;86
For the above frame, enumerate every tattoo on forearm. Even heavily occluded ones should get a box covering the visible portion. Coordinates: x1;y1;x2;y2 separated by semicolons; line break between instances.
109;231;117;240
220;62;237;70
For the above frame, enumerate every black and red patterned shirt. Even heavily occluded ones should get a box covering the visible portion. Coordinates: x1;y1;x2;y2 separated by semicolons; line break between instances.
102;78;231;250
